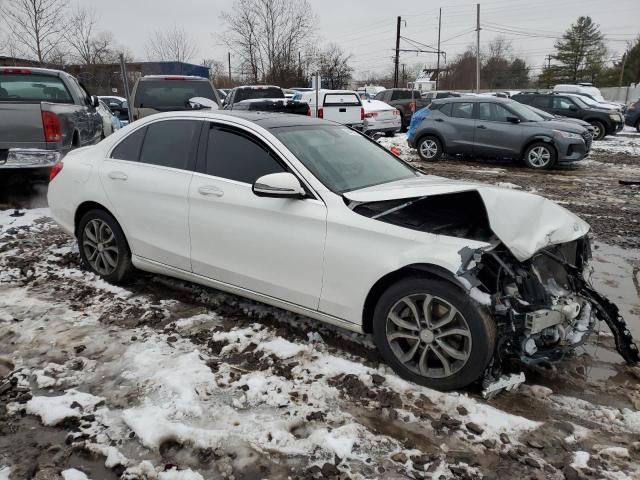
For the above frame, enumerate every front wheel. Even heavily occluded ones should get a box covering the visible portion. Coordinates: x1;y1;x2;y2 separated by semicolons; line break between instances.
372;277;496;391
77;209;132;283
589;120;606;140
417;135;443;161
523;142;556;169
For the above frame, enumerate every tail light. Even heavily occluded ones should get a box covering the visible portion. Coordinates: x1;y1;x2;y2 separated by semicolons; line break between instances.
389;146;402;156
306;105;311;116
1;68;32;74
364;112;378;118
393;109;401;116
49;161;63;182
42;111;62;142
410;101;416;113
361;107;365;121
317;107;323;119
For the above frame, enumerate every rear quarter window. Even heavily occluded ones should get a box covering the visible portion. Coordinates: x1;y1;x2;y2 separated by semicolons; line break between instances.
323;93;361;107
110;127;147;161
0;73;72;103
234;87;284;103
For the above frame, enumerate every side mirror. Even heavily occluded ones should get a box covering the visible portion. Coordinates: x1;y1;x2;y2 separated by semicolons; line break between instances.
506;116;520;124
252;172;305;199
91;95;99;108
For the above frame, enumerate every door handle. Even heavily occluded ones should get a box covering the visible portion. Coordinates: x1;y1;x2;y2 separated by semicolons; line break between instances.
108;171;128;181
198;185;224;197
477;125;487;129
434;118;444;122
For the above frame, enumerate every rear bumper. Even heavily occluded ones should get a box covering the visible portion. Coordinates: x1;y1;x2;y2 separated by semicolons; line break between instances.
364;118;401;133
608;120;624;134
625;112;639;127
0;148;62;169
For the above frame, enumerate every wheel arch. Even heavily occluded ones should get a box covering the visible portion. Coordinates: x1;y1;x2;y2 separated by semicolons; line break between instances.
74;201;118;237
362;263;464;334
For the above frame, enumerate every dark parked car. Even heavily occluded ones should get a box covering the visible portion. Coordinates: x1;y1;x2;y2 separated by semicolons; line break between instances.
130;75;222;121
625;99;640;132
223;85;309;115
421;91;463;101
408;97;591;169
98;96;129;123
0;66;102;174
374;88;431;131
511;92;624;140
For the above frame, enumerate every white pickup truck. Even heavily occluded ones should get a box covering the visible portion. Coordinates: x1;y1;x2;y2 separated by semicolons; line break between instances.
294;89;364;129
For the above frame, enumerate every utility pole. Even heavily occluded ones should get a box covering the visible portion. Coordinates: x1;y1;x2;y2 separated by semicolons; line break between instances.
476;4;480;93
436;7;442;90
402;64;406;87
394;16;401;88
545;54;552;69
119;54;133;123
228;52;231;81
618;52;627;88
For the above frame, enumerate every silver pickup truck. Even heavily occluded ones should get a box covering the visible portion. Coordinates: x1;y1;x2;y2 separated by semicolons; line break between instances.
0;66;102;173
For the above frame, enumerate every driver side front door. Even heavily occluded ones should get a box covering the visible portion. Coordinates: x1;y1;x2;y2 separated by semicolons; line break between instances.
188;122;327;310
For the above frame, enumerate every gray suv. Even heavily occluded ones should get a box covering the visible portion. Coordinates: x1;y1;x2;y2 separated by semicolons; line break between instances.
408;97;591;169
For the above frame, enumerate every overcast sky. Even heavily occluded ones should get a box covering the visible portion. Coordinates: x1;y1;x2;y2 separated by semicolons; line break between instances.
95;0;639;79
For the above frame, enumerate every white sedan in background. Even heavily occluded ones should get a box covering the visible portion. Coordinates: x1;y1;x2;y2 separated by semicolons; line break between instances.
96;99;121;138
362;99;401;137
47;111;638;391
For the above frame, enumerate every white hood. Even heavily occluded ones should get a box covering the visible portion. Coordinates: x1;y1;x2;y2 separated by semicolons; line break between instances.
344;175;590;261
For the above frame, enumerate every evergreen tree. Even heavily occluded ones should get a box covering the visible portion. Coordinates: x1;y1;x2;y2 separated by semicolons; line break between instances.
554;16;607;83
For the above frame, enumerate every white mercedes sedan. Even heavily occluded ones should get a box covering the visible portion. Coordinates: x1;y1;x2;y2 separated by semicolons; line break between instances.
47;111;638;391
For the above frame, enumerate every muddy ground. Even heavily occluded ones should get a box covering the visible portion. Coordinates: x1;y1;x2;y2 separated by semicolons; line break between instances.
1;130;640;480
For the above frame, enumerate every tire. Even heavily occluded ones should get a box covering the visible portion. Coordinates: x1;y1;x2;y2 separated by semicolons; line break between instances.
417;135;443;161
372;277;496;391
385;131;395;137
589;120;606;140
400;115;407;132
77;209;132;283
523;142;557;169
635;119;640;133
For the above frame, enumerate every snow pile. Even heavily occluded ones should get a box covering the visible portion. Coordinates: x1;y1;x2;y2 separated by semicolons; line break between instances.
258;337;309;359
158;468;205;480
22;390;104;426
0;467;11;480
0;207;50;229
61;468;91;480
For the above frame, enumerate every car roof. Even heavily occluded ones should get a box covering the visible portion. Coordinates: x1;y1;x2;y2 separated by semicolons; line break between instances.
141;75;208;80
234;85;281;89
136;110;329;129
433;96;511;104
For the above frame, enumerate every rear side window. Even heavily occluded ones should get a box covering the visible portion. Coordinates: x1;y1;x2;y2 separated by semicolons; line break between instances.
323;93;361;107
110;127;147;161
374;92;385;100
234;87;284;103
438;103;453;116
134;80;216;109
451;102;474;119
530;96;552;109
0;73;72;103
139;120;200;170
205;126;285;184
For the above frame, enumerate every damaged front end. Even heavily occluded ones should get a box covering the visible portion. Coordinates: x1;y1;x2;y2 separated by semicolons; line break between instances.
458;238;640;386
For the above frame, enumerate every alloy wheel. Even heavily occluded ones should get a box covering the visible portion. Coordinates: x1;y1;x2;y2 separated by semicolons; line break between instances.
82;218;119;276
385;294;472;379
592;124;603;139
527;146;551;167
419;139;439;159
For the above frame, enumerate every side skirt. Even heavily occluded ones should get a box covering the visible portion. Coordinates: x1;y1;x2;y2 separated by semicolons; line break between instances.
132;255;364;334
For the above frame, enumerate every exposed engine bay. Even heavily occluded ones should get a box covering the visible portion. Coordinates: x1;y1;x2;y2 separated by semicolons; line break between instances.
350;192;640;390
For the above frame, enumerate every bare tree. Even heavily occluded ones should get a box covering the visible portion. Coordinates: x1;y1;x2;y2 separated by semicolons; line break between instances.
65;5;114;65
2;0;68;62
316;44;353;89
145;25;197;63
220;0;316;84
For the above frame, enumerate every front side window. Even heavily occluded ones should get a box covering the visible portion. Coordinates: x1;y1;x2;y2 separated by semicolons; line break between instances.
139;120;199;170
553;97;575;110
110;127;146;161
0;73;72;103
271;125;417;193
205;126;285;184
451;102;474;119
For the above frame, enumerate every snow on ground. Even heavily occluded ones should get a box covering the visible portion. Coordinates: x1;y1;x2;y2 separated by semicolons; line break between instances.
1;130;640;478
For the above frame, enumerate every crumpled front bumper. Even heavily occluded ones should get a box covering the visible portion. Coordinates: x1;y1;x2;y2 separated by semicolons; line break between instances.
0;149;62;169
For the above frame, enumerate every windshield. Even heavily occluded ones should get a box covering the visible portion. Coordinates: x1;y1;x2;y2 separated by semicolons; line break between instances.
569;96;589;108
506;101;547;121
271;125;417;193
134;80;217;110
0;73;72;103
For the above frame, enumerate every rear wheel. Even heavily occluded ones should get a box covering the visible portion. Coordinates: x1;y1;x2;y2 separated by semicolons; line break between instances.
372;277;496;391
77;209;132;283
635;119;640;133
417;135;443;161
589;120;606;140
523;142;556;169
